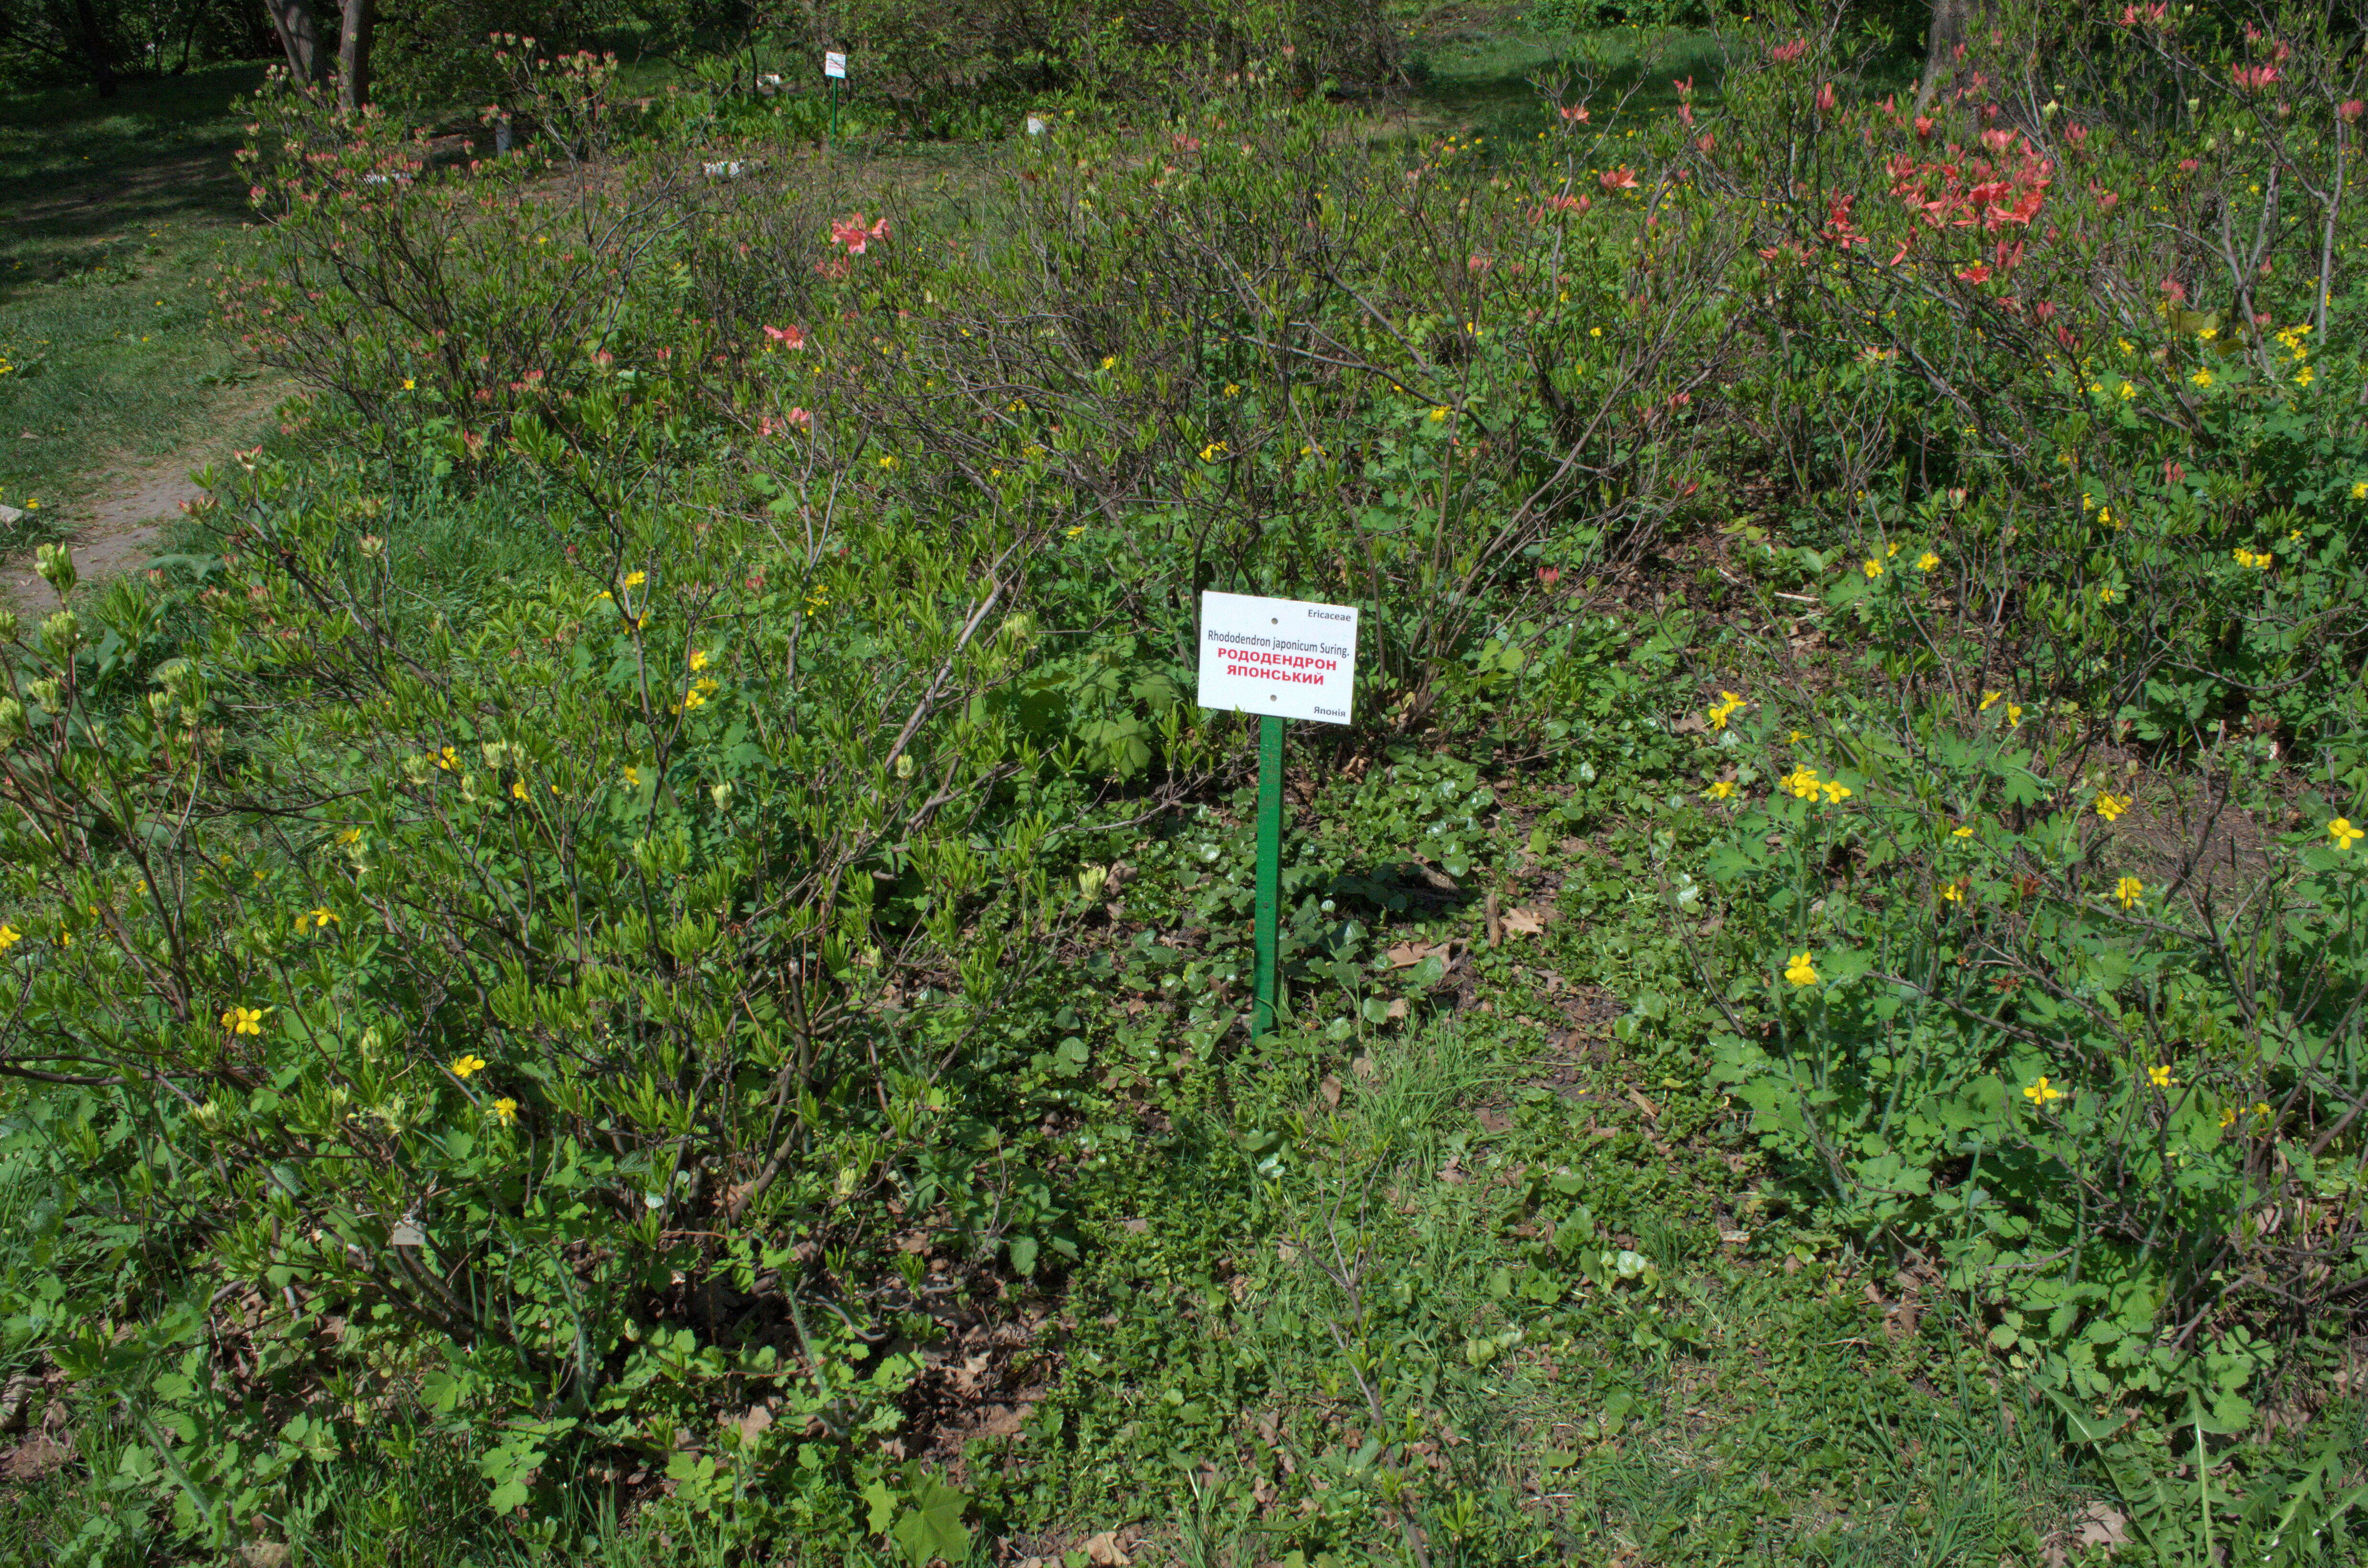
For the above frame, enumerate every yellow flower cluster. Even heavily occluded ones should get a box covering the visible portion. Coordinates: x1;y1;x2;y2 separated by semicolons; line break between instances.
2115;875;2144;909
1783;951;1819;987
2022;1074;2063;1105
2093;792;2131;823
1704;780;1737;800
1706;690;1744;729
2232;546;2273;570
222;1005;264;1036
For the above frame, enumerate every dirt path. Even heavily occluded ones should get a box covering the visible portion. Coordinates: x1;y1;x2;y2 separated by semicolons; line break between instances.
3;390;279;613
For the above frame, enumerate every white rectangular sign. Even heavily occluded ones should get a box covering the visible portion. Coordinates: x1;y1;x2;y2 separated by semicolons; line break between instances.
1197;590;1358;726
823;50;847;79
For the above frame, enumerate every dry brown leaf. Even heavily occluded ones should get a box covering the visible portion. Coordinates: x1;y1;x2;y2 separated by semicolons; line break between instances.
1625;1087;1661;1120
1384;997;1409;1020
1318;1075;1342;1107
1501;905;1549;935
1082;1530;1133;1566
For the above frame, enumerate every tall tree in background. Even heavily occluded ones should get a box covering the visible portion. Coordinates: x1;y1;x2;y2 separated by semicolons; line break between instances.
65;0;116;91
261;0;329;83
336;0;371;104
1917;0;1979;110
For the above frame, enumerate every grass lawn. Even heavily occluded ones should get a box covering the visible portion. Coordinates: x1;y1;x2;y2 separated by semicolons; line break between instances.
0;62;278;551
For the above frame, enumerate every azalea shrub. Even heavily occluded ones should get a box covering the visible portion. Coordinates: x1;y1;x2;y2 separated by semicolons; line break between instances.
1659;0;2368;1476
11;0;2368;1558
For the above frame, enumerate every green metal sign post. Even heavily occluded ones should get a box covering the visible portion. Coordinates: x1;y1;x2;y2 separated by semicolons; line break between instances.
1198;591;1360;1046
1253;713;1285;1040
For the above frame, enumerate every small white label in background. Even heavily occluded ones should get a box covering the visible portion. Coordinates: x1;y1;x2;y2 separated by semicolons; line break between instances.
1026;115;1047;136
823;51;847;79
1197;590;1359;726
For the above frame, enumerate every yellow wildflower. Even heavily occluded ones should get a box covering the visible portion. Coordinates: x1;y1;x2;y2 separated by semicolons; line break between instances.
1783;951;1819;987
222;1005;265;1036
1705;780;1737;800
1783;767;1821;799
1979;691;2002;712
1916;551;1939;570
689;649;709;671
623;570;646;588
2115;876;2143;909
1706;691;1745;729
1428;406;1450;422
489;1097;519;1126
2330;818;2364;851
2191;369;2212;389
2094;792;2130;822
2022;1074;2063;1105
1863;557;1883;579
447;1054;487;1080
1821;779;1853;805
2147;1064;2173;1088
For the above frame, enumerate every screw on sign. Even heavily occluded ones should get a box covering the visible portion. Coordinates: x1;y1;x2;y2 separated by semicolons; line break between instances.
1196;591;1359;1043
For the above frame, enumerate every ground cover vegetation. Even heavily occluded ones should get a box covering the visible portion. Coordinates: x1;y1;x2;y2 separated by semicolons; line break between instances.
2;0;2368;1562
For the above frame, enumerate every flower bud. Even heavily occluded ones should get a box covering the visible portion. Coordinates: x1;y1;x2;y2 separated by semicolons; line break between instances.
709;782;734;812
39;611;77;658
25;678;61;711
0;698;23;742
360;534;386;558
33;543;75;596
148;691;175;721
0;610;16;642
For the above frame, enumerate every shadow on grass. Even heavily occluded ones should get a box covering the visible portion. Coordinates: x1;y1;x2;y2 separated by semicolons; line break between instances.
1400;21;1732;148
0;61;268;282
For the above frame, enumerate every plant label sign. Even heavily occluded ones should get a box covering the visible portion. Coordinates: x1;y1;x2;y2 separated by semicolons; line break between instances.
824;50;847;78
1197;590;1358;726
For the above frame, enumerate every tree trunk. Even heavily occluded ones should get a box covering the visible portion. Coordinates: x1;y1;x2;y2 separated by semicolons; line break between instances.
263;0;335;88
1917;0;1983;113
337;0;374;108
67;0;118;97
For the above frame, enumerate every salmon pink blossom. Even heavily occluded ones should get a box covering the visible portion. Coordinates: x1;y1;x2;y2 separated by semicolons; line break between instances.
831;214;891;254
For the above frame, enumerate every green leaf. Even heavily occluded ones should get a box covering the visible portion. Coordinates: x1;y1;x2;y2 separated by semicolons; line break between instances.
892;1472;972;1568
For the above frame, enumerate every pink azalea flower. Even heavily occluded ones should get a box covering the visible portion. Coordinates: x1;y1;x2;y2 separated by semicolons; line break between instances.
1769;38;1808;63
762;323;809;349
831;214;891;254
1815;82;1837;113
1559;104;1590;123
1599;166;1638;191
